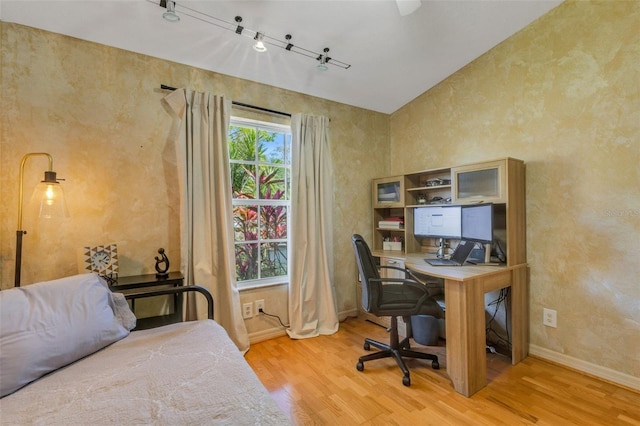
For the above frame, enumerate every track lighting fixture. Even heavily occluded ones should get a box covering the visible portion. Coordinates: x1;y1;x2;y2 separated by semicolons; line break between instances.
155;0;351;70
253;32;267;52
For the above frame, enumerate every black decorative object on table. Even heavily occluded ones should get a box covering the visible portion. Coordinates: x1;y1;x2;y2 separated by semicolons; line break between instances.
154;248;170;279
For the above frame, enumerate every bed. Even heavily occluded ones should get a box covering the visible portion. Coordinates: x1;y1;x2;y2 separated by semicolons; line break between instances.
0;274;290;425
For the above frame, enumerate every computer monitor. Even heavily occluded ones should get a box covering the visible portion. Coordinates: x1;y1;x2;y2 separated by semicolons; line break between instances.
413;205;462;239
461;203;493;243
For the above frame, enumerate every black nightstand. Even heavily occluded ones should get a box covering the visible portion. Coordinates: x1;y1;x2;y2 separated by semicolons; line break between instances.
109;272;184;330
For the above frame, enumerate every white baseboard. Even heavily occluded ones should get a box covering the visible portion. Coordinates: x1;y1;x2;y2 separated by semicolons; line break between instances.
248;308;359;344
339;308;358;321
529;344;640;391
248;327;287;344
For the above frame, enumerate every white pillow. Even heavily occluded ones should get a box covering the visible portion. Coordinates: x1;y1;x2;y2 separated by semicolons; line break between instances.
0;273;131;397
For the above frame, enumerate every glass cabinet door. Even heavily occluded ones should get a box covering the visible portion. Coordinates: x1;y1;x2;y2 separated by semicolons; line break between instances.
452;159;506;204
372;176;405;208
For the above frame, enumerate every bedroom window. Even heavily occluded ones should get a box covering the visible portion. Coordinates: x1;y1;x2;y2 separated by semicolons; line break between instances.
229;118;291;289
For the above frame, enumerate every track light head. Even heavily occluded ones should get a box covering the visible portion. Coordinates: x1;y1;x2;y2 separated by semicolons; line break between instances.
317;48;330;71
253;32;267;52
235;16;244;35
285;34;294;51
162;0;180;22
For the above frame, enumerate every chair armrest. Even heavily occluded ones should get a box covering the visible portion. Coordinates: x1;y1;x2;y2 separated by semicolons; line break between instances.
369;277;428;294
379;265;409;275
381;266;436;289
405;269;444;291
120;285;214;320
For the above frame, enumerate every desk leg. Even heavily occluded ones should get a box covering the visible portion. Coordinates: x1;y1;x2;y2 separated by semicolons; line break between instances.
445;277;486;397
510;265;529;364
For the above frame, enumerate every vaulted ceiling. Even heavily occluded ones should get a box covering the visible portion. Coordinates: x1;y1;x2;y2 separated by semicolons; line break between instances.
1;0;562;113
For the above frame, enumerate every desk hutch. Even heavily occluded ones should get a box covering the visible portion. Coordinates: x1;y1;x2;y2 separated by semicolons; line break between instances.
371;157;525;265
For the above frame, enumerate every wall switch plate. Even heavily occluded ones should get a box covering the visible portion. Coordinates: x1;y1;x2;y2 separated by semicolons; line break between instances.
543;308;557;328
242;302;253;319
255;299;265;314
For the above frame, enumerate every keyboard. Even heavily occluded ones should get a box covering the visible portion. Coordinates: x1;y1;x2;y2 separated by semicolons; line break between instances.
425;258;463;266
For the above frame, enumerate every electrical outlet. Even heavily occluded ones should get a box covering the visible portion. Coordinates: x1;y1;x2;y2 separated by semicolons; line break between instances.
543;308;557;328
255;299;265;314
242;302;253;319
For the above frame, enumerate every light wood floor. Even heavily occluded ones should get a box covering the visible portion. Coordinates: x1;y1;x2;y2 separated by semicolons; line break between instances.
245;317;640;425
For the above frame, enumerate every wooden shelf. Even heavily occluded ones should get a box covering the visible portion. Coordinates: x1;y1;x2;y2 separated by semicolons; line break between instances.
407;185;451;192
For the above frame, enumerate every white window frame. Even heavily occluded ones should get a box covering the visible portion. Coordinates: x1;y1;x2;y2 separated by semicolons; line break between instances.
229;117;291;290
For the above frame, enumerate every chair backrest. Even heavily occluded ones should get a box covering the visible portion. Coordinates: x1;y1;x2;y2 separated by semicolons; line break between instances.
351;234;380;313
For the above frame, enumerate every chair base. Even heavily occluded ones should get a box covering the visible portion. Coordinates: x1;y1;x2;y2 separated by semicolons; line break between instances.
356;335;439;387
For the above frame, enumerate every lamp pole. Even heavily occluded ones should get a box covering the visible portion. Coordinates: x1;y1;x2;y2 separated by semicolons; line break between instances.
15;153;56;287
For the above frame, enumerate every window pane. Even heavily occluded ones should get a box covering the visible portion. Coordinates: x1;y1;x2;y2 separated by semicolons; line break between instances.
260;242;287;278
258;165;286;200
284;168;291;200
229;126;256;161
231;163;256;199
285;133;292;165
233;205;258;242
260;205;287;239
258;130;283;164
235;243;259;281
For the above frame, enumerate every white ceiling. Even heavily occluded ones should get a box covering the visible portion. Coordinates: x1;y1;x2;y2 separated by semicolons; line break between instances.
0;0;562;114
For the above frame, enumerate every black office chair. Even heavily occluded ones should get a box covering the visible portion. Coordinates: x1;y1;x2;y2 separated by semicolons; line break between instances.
351;234;442;386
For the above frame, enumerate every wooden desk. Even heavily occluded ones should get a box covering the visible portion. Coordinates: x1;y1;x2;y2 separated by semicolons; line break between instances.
377;251;529;397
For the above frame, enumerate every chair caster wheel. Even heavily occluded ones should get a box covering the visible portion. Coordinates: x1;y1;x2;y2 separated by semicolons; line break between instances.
432;361;440;370
364;342;370;351
356;361;364;372
402;375;411;386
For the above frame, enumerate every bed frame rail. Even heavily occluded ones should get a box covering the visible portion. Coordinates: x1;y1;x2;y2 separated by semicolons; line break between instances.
121;285;214;320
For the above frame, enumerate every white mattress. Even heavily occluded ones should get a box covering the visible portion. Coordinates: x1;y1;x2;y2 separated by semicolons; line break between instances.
0;320;290;425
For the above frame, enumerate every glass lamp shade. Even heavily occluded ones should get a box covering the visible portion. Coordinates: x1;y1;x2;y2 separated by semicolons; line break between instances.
317;56;328;71
163;1;180;22
32;181;69;219
253;33;267;52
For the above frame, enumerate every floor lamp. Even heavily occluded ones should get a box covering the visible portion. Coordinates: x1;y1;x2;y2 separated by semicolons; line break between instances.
15;153;67;287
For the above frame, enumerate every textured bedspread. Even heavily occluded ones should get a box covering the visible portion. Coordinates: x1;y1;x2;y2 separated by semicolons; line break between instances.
0;320;290;425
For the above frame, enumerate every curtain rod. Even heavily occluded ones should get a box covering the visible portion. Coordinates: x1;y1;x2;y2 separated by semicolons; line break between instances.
160;84;291;118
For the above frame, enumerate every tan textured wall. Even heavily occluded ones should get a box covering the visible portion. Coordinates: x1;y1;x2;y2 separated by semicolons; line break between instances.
391;1;639;377
0;23;389;334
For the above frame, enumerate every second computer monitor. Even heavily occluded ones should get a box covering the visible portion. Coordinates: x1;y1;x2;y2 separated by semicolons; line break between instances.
461;203;493;243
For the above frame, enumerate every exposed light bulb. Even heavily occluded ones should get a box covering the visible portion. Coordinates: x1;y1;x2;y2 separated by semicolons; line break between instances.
253;32;267;52
45;184;55;206
163;0;180;22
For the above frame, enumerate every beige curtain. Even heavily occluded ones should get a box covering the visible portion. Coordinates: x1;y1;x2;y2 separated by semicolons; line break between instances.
287;114;339;339
163;89;249;352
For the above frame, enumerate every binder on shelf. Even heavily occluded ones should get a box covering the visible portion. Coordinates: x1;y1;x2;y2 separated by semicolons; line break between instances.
378;221;404;229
